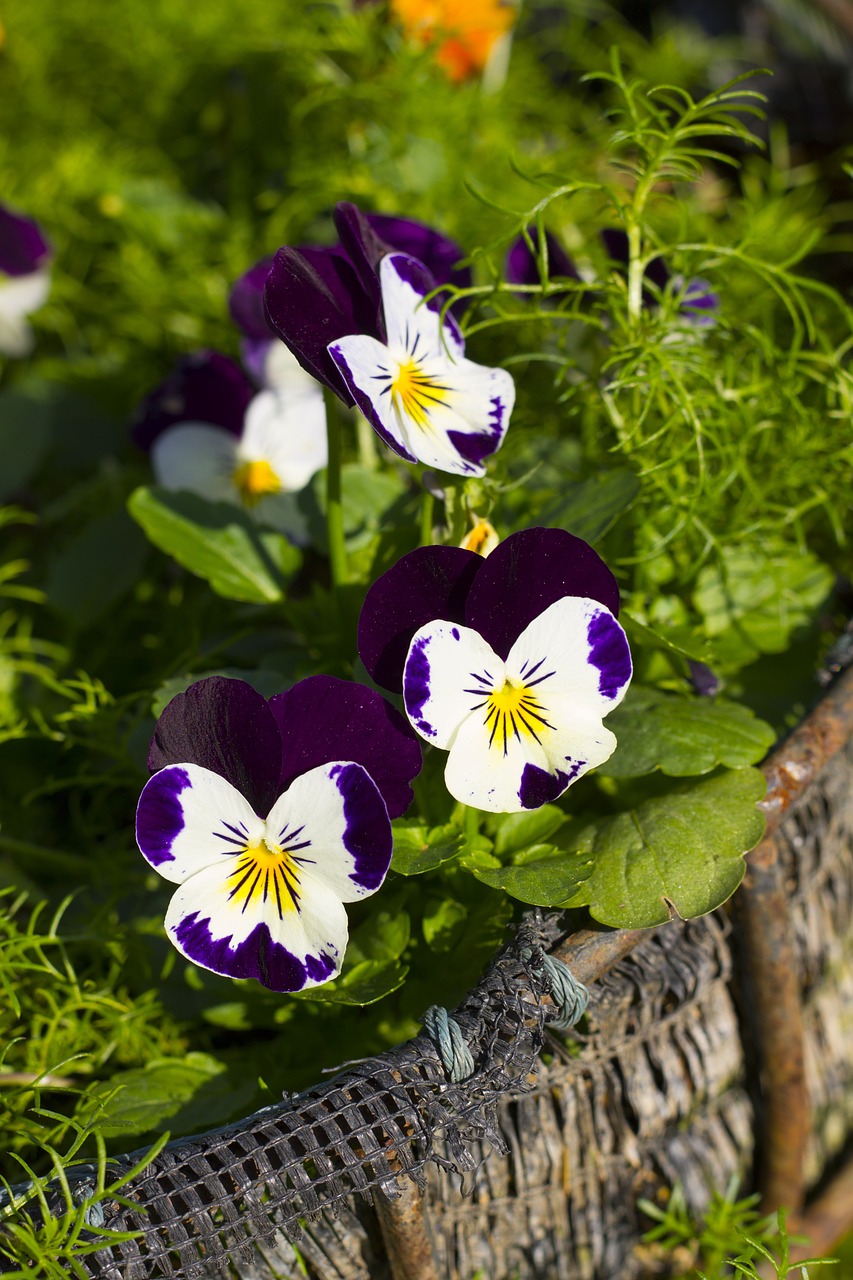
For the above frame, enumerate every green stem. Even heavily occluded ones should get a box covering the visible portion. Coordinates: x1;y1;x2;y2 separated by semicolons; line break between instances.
324;388;347;587
463;805;480;846
626;221;643;323
419;490;435;547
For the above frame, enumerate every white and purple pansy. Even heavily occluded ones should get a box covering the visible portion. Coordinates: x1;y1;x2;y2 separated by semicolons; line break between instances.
136;675;422;991
132;350;327;523
358;527;632;813
264;201;472;404
328;253;515;476
0;201;52;358
230;255;333;395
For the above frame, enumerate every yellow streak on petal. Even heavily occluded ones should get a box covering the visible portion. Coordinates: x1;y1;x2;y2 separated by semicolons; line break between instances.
233;459;282;507
484;679;553;756
391;359;449;431
226;842;301;919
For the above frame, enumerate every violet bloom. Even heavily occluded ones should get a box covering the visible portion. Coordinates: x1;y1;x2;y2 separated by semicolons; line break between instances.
358;528;632;813
505;227;581;290
230;256;331;394
0;202;52;357
136;675;422;991
132;351;327;521
601;229;718;322
265;203;510;475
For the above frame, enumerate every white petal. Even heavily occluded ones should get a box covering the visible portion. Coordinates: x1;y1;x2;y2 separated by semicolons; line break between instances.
506;597;632;720
163;857;348;990
0;269;51;322
0;314;34;357
264;761;391;904
136;763;264;884
379;253;465;362
238;388;327;493
403;621;503;749
328;333;418;463
262;340;324;396
150;423;238;502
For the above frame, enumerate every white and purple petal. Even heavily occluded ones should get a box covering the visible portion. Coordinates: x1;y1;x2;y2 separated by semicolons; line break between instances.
265;761;392;903
0;270;51;357
132;352;252;453
164;859;347;991
136;763;264;883
403;621;499;748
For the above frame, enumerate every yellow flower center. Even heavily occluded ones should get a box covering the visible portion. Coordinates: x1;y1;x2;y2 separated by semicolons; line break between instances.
226;841;302;918
232;459;281;507
391;359;449;430
484;678;553;756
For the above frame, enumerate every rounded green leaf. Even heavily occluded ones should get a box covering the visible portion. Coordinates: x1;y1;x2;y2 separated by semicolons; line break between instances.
571;767;767;928
601;688;776;777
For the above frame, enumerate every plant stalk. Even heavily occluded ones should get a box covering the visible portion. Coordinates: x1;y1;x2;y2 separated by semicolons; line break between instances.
324;388;348;587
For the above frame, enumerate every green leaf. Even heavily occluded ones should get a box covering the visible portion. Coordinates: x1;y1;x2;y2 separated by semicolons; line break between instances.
491;804;567;856
569;768;767;928
601;687;776;777
45;507;148;626
128;486;301;603
422;896;469;951
346;902;411;964
151;668;287;718
80;1053;255;1138
468;845;594;906
0;384;55;499
293;958;408;1006
621;613;717;664
694;545;833;661
539;467;640;542
391;820;464;875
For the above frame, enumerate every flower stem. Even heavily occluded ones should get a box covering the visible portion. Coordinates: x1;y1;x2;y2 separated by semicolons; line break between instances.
419;490;435;547
463;805;480;846
627;221;643;323
324;388;348;587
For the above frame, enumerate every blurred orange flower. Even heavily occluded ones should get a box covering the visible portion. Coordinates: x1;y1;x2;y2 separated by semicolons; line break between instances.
390;0;517;82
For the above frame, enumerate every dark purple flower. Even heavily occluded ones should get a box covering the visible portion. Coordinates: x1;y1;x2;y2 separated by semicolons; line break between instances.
505;228;581;290
137;674;422;991
131;351;253;453
358;529;631;813
0;202;52;357
229;257;275;342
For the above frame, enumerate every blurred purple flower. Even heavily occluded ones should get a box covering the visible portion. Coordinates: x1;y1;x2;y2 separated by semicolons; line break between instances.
0;201;52;357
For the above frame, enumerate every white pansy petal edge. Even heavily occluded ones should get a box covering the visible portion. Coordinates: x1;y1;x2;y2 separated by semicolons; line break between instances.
151;422;239;503
135;760;392;990
327;253;515;477
0;269;51;358
402;596;632;812
238;387;327;494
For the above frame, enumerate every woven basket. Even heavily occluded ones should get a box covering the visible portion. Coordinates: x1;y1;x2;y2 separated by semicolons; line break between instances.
10;666;853;1280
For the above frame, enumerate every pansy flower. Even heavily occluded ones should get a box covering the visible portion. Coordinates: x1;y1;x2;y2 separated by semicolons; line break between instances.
0;201;52;358
132;350;327;523
136;675;422;991
358;528;632;812
264;202;472;402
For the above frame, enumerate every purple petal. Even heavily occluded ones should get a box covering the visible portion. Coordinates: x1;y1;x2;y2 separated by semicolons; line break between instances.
688;659;720;697
506;228;579;288
464;528;621;660
333;202;386;308
366;212;472;292
147;676;283;817
173;913;336;991
681;278;719;323
240;336;274;385
264;245;380;402
358;545;483;693
601;229;669;292
0;203;51;277
269;675;422;819
386;251;463;339
229;256;275;341
131;351;253;452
